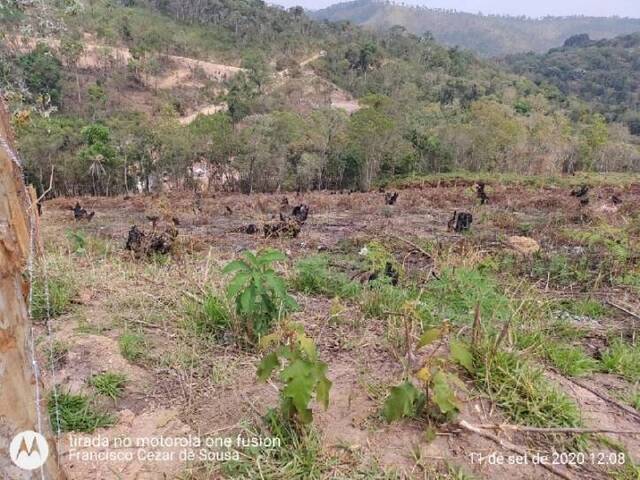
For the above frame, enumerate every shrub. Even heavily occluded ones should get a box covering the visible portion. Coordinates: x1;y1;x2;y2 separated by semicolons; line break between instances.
257;324;331;425
223;249;298;339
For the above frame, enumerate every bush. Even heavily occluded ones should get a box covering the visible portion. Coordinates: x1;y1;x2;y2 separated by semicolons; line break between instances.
223;249;298;339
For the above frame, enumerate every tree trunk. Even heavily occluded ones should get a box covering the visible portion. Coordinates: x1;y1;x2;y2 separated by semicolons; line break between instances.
0;101;65;479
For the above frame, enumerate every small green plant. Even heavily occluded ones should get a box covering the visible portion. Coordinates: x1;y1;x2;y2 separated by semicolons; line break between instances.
291;254;361;299
222;413;323;478
362;284;415;319
119;332;145;362
531;253;591;286
601;339;640;382
361;241;402;283
89;372;127;400
256;323;331;425
223;249;298;339
420;267;510;328
383;323;473;423
32;273;75;320
558;298;607;318
66;229;87;254
48;340;69;369
545;343;598;377
184;290;232;338
49;391;115;432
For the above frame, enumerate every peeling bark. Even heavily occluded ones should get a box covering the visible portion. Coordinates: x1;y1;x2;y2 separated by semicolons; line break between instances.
0;101;64;479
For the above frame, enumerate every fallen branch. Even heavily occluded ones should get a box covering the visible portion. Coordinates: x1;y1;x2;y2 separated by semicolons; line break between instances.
552;369;640;423
471;423;640;436
385;233;432;259
607;300;640;321
457;420;576;480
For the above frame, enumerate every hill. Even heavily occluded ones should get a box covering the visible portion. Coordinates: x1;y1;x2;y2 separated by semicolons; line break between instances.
504;33;640;131
311;0;640;57
1;0;639;198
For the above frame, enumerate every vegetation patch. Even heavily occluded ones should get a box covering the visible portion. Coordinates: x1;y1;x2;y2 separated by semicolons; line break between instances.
118;332;146;362
545;343;599;377
474;349;582;428
48;391;115;433
420;267;510;328
291;254;361;299
601;339;640;382
88;372;127;400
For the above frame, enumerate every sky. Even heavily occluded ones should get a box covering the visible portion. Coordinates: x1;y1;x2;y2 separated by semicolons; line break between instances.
270;0;640;18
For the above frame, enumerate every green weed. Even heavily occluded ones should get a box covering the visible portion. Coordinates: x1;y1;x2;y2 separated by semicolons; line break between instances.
361;284;415;319
119;332;145;362
475;349;582;428
184;291;232;339
557;298;607;318
88;372;127;400
291;254;361;299
420;267;510;328
222;413;324;479
545;343;598;377
531;253;591;286
48;391;115;432
32;272;75;320
601;339;640;382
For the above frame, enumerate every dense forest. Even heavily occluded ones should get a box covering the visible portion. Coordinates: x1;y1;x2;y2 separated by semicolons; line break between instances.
312;0;640;57
505;34;640;129
1;0;639;197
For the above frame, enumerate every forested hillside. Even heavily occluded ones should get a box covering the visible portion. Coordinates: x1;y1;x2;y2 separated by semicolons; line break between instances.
1;0;639;197
505;33;640;131
312;0;640;57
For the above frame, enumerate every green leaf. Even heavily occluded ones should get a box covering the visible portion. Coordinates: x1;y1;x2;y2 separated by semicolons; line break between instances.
264;271;287;297
257;352;279;381
316;375;332;410
432;370;458;414
257;249;286;266
281;359;315;415
222;259;249;274
239;285;256;314
382;381;422;422
418;328;442;348
226;271;250;298
241;251;258;268
298;334;317;361
450;339;474;372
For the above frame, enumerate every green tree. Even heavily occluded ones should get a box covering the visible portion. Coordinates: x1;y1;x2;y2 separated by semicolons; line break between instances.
19;43;62;107
580;113;609;170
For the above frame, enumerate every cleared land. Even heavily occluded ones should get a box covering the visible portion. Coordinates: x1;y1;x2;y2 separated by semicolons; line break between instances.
35;174;640;479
